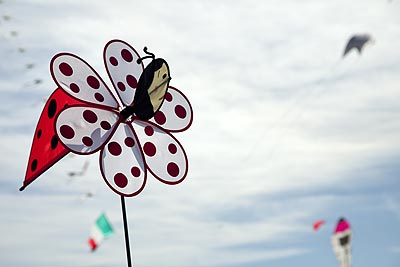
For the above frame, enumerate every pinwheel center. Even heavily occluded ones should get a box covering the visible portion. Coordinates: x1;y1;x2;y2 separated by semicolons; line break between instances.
120;105;135;121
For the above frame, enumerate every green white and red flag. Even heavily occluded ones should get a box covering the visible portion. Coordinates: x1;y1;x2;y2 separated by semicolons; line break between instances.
88;213;114;251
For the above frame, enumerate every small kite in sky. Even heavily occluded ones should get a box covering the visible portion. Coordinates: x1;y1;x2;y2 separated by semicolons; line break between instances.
88;213;114;251
25;63;35;70
67;159;90;178
331;217;352;267
312;219;325;231
80;191;94;201
343;34;373;57
33;79;42;85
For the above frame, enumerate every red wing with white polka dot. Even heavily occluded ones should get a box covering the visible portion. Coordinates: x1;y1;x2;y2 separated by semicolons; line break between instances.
150;86;193;132
56;106;120;154
133;120;188;185
100;123;146;196
104;40;143;107
51;53;119;109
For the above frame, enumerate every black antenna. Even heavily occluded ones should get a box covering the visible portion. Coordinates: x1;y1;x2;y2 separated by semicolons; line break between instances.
136;47;155;64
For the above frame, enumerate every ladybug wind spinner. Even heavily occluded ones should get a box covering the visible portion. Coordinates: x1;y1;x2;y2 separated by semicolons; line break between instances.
21;40;193;266
21;39;193;196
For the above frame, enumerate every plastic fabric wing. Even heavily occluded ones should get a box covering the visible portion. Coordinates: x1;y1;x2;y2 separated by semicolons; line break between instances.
104;40;144;107
55;106;120;154
100;123;147;196
51;53;119;109
150;86;193;132
21;88;86;191
133;120;188;184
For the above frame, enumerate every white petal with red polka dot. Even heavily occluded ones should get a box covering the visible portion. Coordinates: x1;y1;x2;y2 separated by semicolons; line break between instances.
150;86;193;132
100;123;146;196
133;120;188;184
56;106;119;154
104;40;143;107
51;53;119;109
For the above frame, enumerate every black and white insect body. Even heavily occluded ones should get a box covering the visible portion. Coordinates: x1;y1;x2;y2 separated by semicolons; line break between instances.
121;47;171;121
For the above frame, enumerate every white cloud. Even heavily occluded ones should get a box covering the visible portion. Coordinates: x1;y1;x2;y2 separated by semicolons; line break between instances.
389;246;400;254
1;0;400;266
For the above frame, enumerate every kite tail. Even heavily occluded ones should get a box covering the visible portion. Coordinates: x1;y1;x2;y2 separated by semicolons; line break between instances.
240;58;343;165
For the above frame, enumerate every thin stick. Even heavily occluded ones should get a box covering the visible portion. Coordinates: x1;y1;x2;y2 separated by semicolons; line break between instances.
121;196;132;267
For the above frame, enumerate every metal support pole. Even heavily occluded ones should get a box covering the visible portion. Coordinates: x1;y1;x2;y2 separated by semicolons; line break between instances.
121;196;132;267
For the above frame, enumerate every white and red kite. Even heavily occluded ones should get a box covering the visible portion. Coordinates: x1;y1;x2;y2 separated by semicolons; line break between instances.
331;217;352;267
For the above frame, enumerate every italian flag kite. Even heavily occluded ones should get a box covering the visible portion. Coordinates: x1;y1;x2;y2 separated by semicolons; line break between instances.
88;213;114;251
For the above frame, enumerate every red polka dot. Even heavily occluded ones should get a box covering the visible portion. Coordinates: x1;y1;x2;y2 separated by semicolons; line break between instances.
144;126;154;136
154;111;166;125
167;162;180;177
108;142;122;156
124;137;135;147
60;125;75;139
109;56;118;66
121;49;133;62
87;76;100;89
126;75;137;88
83;110;98;123
117;82;126;92
131;167;141;177
168;143;177;154
101;121;111;130
70;83;80;93
82;136;93;146
59;62;73;76
95;93;104;102
165;92;173;102
114;173;128;188
175;105;187;119
143;142;156;157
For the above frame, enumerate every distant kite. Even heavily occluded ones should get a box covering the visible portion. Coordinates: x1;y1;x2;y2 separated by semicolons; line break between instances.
343;34;372;57
25;63;35;70
312;219;325;231
33;79;42;85
67;159;90;178
88;213;114;251
80;191;95;202
331;217;352;267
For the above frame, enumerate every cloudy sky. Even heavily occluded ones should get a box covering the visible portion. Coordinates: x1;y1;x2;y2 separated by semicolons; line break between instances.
0;0;399;266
